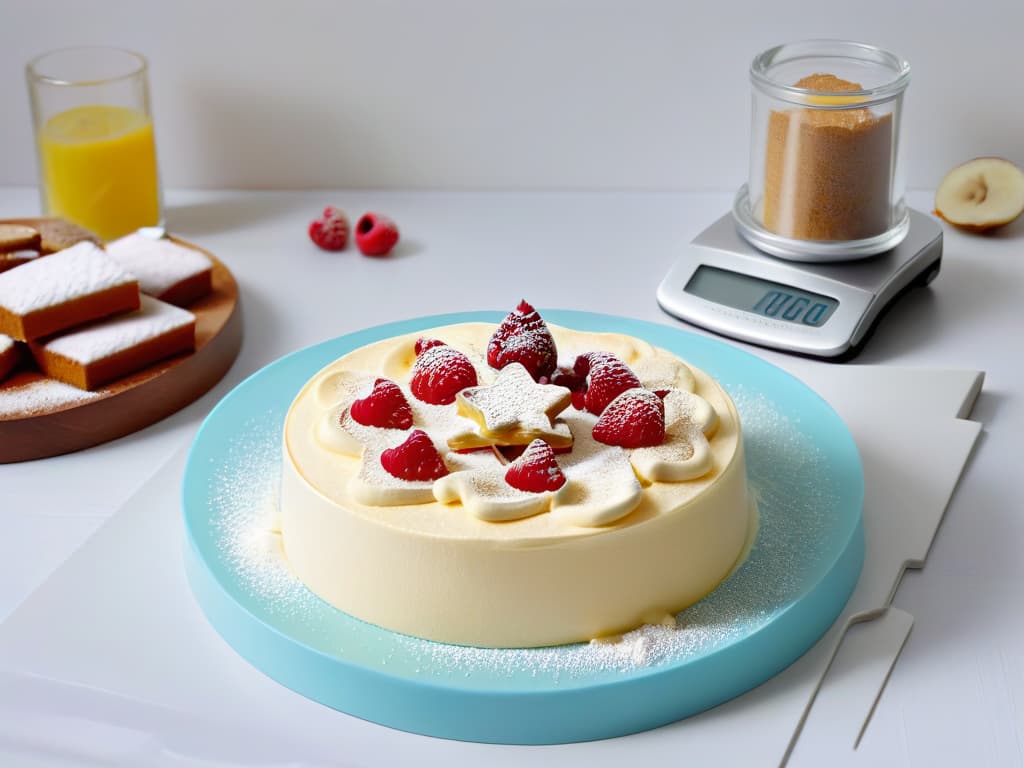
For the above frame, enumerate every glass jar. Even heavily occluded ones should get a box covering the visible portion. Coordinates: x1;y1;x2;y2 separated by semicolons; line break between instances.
733;40;911;261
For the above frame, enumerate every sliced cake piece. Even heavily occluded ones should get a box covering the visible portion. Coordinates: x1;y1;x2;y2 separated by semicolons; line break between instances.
0;241;140;341
2;217;101;254
0;223;42;274
29;295;195;390
0;251;40;274
0;333;21;382
0;224;40;254
105;233;213;306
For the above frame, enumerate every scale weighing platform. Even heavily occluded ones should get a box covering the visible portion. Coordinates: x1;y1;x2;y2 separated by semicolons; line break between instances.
657;208;943;361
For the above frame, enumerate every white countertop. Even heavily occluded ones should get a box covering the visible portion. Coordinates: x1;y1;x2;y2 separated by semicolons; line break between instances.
2;187;1022;765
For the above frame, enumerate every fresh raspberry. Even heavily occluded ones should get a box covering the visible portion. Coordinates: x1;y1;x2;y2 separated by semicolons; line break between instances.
574;352;641;415
355;212;400;256
380;430;449;481
409;343;478;405
547;366;586;392
349;378;414;429
414;337;447;356
486;300;558;380
504;439;567;493
592;388;666;448
308;206;349;251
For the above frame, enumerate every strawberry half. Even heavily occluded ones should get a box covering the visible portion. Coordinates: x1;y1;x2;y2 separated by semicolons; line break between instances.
349;378;414;429
592;388;666;448
487;300;558;381
504;439;567;493
409;343;478;405
380;429;449;481
574;352;641;415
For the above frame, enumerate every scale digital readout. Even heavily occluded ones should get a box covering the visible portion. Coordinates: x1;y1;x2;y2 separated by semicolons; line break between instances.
657;209;943;361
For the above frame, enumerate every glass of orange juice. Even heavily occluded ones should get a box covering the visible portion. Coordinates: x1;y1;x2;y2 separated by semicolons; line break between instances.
26;46;163;241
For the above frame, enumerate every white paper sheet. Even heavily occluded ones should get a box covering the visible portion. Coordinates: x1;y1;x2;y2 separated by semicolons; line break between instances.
0;366;983;767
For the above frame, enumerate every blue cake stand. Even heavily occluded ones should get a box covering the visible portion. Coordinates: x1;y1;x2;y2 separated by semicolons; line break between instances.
183;310;864;744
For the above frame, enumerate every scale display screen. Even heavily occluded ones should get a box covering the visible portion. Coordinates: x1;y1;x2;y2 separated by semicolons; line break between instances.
684;265;839;327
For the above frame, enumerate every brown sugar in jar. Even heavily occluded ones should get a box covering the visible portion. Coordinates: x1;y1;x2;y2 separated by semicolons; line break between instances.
763;74;893;242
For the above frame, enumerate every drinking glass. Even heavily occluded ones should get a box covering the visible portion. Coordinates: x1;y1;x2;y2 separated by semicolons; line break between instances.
26;46;163;241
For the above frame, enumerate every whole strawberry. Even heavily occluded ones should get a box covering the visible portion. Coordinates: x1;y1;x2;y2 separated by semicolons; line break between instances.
487;300;558;381
355;212;400;256
574;352;641;415
409;342;478;405
592;388;666;448
308;206;349;251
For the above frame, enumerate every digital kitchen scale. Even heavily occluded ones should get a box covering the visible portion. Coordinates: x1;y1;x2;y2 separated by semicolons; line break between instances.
657;208;942;361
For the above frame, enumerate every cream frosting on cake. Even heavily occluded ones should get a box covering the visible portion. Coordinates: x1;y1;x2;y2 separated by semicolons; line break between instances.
280;321;754;648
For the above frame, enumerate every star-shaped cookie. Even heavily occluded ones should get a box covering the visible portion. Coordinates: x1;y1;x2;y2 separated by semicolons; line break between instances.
450;362;574;450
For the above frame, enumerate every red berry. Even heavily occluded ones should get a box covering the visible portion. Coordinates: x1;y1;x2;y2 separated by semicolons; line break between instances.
414;337;446;356
308;206;349;251
574;352;641;415
548;366;586;392
497;442;572;462
504;439;567;493
409;343;478;405
487;300;558;380
355;212;400;256
380;430;449;481
570;390;587;411
592;389;666;448
349;378;414;429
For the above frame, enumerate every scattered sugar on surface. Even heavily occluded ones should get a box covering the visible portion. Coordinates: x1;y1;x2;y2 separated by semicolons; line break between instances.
0;378;101;416
209;412;323;625
208;384;839;681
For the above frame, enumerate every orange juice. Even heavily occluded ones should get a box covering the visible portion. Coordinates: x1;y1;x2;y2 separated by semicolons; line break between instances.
39;104;161;240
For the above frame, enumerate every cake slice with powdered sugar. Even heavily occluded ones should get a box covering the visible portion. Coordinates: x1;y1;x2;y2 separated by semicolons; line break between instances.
29;295;195;390
0;241;139;341
105;233;213;307
0;334;21;383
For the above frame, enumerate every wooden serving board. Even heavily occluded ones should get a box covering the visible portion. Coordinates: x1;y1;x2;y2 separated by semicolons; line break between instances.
0;237;242;463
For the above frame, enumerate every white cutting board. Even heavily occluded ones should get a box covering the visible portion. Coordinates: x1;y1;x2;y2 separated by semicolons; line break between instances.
0;365;983;767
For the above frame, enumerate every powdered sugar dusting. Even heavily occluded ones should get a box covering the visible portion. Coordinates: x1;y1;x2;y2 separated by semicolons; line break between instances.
0;242;135;314
0;378;101;416
210;412;319;622
42;295;194;365
206;381;842;681
0;334;13;356
105;233;212;298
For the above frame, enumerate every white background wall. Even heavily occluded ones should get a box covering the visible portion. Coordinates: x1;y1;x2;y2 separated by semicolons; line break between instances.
1;0;1021;191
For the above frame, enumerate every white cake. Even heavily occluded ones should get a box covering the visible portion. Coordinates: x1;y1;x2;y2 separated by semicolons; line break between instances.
280;316;754;648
